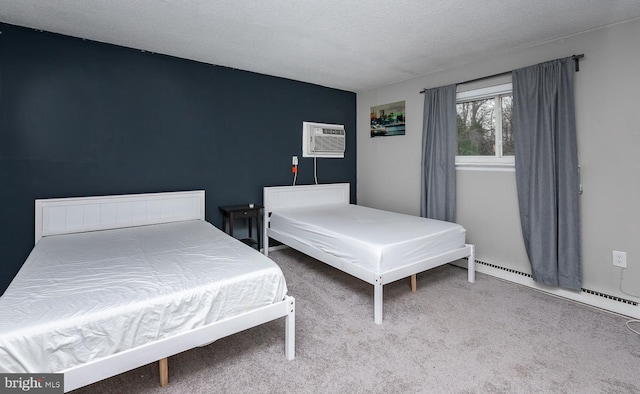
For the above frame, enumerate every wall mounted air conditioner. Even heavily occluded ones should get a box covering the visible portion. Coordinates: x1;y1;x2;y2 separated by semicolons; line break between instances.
302;121;345;158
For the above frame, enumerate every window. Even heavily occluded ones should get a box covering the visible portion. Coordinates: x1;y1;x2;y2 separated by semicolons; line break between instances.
456;83;513;168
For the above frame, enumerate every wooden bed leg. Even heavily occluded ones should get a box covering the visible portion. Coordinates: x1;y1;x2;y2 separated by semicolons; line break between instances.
410;274;417;292
159;358;168;387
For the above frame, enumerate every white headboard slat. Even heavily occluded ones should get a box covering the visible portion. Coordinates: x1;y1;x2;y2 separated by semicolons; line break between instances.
35;190;205;244
263;183;350;212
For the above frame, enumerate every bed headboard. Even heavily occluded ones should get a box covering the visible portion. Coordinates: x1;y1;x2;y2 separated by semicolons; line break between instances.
35;190;205;244
263;183;350;212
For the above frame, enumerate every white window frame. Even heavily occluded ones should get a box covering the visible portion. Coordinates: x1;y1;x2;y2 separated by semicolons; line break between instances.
455;83;514;170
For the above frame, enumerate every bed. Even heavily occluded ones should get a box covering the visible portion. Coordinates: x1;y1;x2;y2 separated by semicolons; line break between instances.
0;190;295;392
263;183;474;325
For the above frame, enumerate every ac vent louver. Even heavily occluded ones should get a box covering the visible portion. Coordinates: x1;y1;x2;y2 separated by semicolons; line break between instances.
302;122;345;158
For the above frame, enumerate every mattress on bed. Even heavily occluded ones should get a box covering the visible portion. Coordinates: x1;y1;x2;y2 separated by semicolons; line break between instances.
0;220;287;374
269;204;466;274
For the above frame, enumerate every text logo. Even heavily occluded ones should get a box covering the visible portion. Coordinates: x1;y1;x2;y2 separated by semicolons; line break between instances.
0;374;63;394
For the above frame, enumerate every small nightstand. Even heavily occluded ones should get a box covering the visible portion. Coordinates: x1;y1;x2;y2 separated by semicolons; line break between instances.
219;204;262;250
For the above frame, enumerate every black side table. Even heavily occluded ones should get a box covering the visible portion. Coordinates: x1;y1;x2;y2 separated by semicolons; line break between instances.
219;204;262;250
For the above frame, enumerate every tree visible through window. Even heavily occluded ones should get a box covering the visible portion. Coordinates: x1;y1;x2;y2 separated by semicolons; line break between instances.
501;95;514;155
457;98;496;156
456;84;513;165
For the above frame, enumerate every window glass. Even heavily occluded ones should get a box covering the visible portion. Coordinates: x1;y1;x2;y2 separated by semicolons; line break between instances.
501;95;514;156
456;99;495;156
455;82;513;168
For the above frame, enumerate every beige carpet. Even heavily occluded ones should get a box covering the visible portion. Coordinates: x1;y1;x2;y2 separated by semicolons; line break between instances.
73;248;640;393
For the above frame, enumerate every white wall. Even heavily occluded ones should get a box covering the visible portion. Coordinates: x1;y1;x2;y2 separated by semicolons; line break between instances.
357;19;640;312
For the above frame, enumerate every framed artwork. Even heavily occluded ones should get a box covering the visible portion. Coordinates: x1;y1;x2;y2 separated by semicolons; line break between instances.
370;101;405;137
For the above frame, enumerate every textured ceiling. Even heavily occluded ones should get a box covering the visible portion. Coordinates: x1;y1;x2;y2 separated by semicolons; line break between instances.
1;1;640;92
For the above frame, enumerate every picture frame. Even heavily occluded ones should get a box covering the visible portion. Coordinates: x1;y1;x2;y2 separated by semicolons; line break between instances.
370;101;405;137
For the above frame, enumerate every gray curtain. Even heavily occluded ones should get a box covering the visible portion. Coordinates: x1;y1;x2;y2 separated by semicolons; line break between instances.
420;84;457;222
512;57;581;291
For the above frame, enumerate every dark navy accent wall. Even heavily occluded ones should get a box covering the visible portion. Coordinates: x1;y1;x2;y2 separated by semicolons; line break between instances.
0;23;356;294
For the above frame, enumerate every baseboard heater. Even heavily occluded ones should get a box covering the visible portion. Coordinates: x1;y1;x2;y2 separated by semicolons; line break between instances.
465;258;638;307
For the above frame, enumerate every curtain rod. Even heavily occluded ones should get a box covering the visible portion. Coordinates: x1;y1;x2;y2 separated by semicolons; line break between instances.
419;54;584;94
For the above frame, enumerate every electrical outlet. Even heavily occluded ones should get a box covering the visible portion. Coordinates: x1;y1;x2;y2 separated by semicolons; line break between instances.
612;250;627;268
292;156;298;165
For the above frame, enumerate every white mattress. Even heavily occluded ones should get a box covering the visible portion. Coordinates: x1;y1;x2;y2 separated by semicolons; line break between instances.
269;204;466;274
0;220;287;373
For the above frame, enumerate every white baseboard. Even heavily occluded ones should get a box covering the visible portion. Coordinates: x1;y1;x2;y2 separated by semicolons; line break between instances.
453;260;640;320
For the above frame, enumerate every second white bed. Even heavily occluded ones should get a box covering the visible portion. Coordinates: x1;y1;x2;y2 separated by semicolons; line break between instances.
269;204;466;274
263;183;475;324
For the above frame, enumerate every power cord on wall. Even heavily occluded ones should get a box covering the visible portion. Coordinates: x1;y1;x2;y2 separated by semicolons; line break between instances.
619;268;640;298
618;267;640;336
290;156;318;185
292;163;298;186
314;157;318;184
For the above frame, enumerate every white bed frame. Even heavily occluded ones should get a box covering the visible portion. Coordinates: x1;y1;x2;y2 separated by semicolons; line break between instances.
263;183;474;325
34;190;295;392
